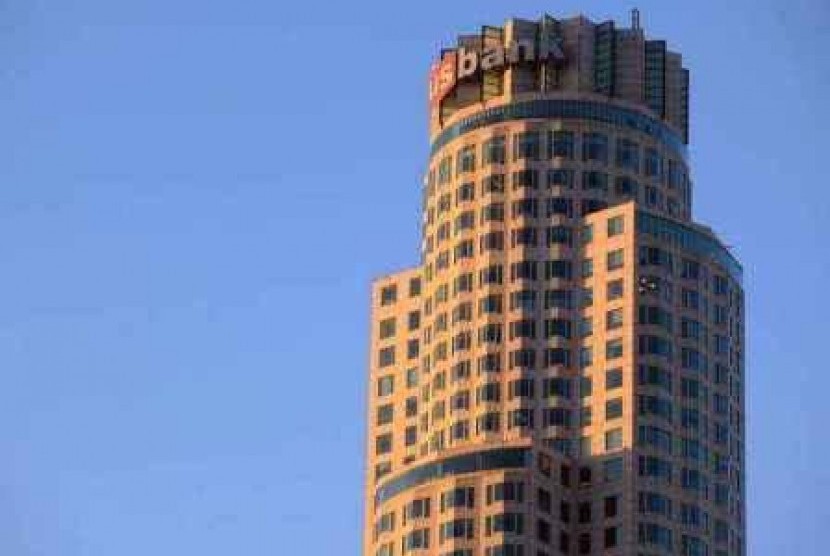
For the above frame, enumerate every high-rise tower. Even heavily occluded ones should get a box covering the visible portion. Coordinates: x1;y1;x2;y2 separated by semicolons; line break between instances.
364;12;745;556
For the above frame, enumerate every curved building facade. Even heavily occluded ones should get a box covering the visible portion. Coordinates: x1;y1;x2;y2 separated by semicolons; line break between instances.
364;12;745;556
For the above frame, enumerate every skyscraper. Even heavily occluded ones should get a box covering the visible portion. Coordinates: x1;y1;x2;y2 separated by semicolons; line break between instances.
364;12;745;556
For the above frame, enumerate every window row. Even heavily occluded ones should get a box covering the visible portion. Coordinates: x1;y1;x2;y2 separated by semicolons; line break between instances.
430;132;685;185
379;278;422;307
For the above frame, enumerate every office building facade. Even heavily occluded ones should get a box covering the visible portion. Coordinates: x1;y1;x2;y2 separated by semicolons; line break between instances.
364;12;745;556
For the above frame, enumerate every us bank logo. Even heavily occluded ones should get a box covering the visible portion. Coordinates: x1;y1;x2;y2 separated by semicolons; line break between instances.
429;37;566;105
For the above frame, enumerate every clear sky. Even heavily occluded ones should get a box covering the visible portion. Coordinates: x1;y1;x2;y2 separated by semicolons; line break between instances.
0;0;826;554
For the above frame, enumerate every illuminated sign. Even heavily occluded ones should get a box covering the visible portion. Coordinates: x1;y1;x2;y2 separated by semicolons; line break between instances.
429;38;565;106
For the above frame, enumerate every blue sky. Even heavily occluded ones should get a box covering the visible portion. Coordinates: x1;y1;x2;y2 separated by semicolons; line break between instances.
0;0;827;554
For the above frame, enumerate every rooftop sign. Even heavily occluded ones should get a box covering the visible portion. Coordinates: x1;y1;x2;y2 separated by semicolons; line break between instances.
429;38;565;106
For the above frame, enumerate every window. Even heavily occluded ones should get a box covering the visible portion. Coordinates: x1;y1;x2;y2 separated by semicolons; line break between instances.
454;239;474;261
544;289;572;309
507;408;534;428
542;407;572;427
580;224;593;243
603;457;623;482
482;173;505;194
604;496;618;518
578;317;593;338
377;404;393;426
615;138;640;172
607;249;624;271
639;335;673;359
509;290;535;312
639;395;674;422
547;168;574;189
606;399;623;420
456;145;476;175
405;396;418;417
483;136;506;165
582;132;608;163
438;156;452;185
456;182;475;204
537;518;551;544
439;518;474;542
544;319;571;339
582;170;608;192
644;147;663;178
510;199;538;220
607;279;624;300
374;511;395;539
486;481;525;504
550;130;574;159
546;197;572;217
485;512;525;535
375;461;391;481
454;211;475;234
480;294;504;315
606;368;623;389
377;375;394;397
578;533;591;554
546;225;572;246
578;502;591;523
449;420;469;442
441;487;475;511
614;175;638;196
407;339;420;359
640;305;674;332
607;215;624;236
478;324;503;345
478;353;501;374
408;311;420;331
511;227;538;247
484;544;525;556
604;527;618;548
508;377;535;399
402;528;430;552
543;348;571;368
579;406;592;428
579;376;592;398
606;308;623;330
480;265;503;286
581;288;593;308
512;169;539;191
605;427;623;450
581;198;607;216
477;383;501;403
546;259;573;280
639;491;673;517
581;258;593;278
481;202;505;223
606;339;623;359
579;346;593;368
480;231;504;252
538;488;552;514
379;317;396;339
638;455;673;484
403;498;431;523
510;261;538;281
376;433;392;455
405;425;417;446
513;131;541;161
637;523;673;551
477;412;501;433
380;285;397;305
637;365;671;392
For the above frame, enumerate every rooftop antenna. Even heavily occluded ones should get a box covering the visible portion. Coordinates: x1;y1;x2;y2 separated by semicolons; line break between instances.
631;7;641;30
